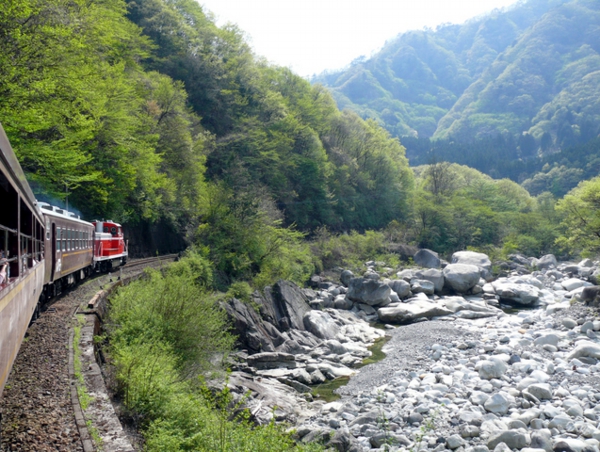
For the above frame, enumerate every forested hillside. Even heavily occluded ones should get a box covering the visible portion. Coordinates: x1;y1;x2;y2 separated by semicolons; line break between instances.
3;0;600;268
1;0;417;286
315;0;600;152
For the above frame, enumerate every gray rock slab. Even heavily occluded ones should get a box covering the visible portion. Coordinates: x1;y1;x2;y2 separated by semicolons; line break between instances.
377;299;453;323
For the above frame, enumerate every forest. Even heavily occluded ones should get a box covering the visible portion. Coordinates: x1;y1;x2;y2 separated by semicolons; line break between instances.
3;0;600;288
315;0;600;152
4;0;600;449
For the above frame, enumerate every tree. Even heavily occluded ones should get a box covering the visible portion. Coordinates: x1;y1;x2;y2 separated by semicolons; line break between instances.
556;177;600;255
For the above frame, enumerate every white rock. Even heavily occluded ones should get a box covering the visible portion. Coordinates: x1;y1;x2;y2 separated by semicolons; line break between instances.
566;341;600;361
484;392;512;414
477;358;508;380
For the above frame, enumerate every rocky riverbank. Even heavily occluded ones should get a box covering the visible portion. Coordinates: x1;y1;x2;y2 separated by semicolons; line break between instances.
223;250;600;452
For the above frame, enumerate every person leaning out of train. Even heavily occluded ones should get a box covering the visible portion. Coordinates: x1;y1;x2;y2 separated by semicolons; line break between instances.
0;259;7;286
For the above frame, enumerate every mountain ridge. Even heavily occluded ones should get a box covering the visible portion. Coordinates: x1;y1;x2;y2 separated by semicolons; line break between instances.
313;0;600;149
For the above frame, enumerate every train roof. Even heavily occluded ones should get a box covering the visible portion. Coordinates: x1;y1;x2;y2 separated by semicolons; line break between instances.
0;122;43;223
93;220;122;227
37;202;94;227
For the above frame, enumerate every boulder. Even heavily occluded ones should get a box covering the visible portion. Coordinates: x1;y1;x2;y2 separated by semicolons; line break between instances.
566;341;600;361
443;296;499;316
346;278;391;306
377;298;453;323
552;438;588;452
340;270;354;287
414;268;445;293
509;254;533;266
562;278;586;291
224;297;286;354
388;279;411;298
524;384;552;401
303;310;341;340
477;357;508;380
414;248;441;268
452;251;492;280
534;254;558;269
443;264;481;293
484;392;512;414
491;280;541;306
487;431;530;450
534;334;560;347
410;278;435;295
333;295;353;310
327;429;362;452
262;280;313;331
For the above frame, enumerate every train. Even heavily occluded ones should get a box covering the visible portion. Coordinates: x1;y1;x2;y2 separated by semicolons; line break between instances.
0;122;128;399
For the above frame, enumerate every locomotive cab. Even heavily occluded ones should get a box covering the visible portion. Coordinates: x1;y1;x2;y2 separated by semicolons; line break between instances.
93;220;127;272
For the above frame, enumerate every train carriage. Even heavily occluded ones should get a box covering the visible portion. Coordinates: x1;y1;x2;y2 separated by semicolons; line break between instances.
0;120;130;405
0;124;45;398
38;203;95;292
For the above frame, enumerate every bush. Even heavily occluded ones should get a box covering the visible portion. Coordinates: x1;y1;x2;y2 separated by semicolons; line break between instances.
107;258;321;450
310;228;396;271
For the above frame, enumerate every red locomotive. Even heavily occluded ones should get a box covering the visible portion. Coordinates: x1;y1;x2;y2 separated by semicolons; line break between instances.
93;220;128;272
0;122;128;399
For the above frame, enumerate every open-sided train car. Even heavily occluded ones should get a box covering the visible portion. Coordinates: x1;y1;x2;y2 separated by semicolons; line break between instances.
0;124;45;398
0;122;129;403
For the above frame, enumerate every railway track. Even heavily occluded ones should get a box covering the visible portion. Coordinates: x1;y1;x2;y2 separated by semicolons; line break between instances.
0;253;177;452
122;253;178;270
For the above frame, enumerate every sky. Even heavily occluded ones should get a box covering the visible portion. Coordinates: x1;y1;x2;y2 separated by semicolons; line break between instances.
199;0;521;78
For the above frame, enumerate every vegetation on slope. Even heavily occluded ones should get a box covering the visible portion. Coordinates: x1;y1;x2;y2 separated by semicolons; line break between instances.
315;0;600;149
107;253;322;451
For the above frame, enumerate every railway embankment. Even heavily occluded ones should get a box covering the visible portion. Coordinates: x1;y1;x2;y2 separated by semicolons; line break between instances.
0;256;174;452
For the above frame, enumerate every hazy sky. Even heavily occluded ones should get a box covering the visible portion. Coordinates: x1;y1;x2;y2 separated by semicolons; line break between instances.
199;0;520;77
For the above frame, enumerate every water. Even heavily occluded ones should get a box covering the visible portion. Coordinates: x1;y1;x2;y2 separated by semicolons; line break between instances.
311;333;391;402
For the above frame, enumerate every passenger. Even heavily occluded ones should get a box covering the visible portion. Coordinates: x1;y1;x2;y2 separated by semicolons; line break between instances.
21;248;28;273
0;259;7;285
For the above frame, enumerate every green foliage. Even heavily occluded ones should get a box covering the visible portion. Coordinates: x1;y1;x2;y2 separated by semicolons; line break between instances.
195;183;314;288
165;248;213;288
310;228;391;272
409;163;559;256
555;177;600;255
108;262;321;450
225;281;253;303
109;264;234;379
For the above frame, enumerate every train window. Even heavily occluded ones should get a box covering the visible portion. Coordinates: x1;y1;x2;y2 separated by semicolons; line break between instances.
62;229;66;252
111;227;117;236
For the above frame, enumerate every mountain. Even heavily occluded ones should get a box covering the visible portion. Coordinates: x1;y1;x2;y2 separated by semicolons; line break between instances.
314;0;600;149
